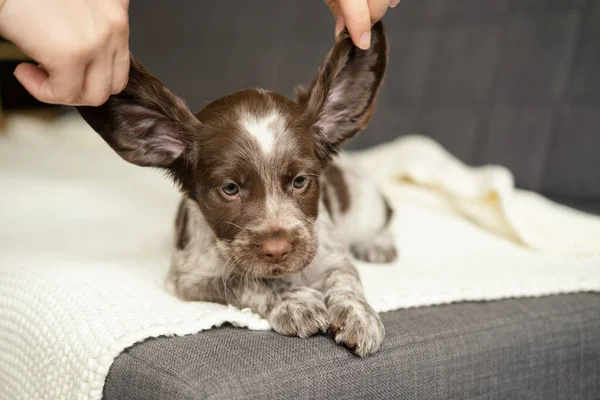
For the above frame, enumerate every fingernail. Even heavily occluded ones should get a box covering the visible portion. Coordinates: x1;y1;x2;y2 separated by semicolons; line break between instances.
390;0;401;7
359;31;371;50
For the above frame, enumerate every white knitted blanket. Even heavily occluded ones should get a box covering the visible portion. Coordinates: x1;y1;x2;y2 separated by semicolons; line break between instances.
1;113;599;400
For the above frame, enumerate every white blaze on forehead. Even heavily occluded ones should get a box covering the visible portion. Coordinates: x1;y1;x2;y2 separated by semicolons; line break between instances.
241;111;284;154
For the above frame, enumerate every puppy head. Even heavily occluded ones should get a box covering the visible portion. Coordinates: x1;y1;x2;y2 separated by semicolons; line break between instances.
77;22;387;278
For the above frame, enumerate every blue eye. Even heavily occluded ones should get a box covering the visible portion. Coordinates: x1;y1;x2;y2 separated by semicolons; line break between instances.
222;183;240;196
293;176;308;189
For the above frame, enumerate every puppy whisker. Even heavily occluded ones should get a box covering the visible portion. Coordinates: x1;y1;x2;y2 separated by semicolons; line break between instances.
222;221;252;232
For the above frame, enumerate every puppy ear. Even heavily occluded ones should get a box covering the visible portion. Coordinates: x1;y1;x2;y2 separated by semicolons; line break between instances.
76;56;200;168
298;21;388;159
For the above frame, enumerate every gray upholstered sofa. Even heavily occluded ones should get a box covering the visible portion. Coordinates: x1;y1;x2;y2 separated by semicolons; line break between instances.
103;1;600;398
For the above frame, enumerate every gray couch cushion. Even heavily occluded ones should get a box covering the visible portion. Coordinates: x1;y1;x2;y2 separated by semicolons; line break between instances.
549;196;600;215
103;294;600;399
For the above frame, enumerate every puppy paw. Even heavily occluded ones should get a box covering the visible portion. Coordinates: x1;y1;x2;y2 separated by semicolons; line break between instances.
328;299;385;357
268;287;329;338
351;231;398;264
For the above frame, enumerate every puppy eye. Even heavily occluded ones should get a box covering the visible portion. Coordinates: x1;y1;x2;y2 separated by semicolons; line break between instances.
293;176;308;189
222;183;240;196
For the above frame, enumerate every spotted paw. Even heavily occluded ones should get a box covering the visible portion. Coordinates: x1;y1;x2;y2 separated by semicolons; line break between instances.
328;299;385;357
268;287;329;338
351;231;398;264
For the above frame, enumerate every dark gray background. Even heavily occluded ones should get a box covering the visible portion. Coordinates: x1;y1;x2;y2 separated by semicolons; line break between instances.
128;0;599;209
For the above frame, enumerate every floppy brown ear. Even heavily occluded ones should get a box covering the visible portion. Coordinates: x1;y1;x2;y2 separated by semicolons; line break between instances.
297;21;388;159
76;56;200;169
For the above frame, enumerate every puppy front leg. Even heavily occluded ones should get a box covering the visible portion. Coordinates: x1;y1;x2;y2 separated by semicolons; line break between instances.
318;261;385;357
173;275;328;338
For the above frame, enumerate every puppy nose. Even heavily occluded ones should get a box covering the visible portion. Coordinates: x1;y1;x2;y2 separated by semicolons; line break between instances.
260;239;291;263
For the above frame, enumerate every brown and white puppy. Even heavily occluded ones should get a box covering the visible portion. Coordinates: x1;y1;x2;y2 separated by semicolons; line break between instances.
77;21;397;357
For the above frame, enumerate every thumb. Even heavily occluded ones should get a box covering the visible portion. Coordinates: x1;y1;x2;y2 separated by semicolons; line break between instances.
14;63;57;104
338;0;371;50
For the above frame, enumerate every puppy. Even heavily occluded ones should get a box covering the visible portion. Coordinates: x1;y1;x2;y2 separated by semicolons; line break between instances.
77;21;397;357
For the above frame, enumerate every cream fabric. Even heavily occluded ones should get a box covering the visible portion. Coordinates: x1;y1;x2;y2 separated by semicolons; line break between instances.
1;114;598;400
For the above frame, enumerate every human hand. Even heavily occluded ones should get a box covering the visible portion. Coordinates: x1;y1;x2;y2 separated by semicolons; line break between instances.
325;0;399;50
0;0;130;106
